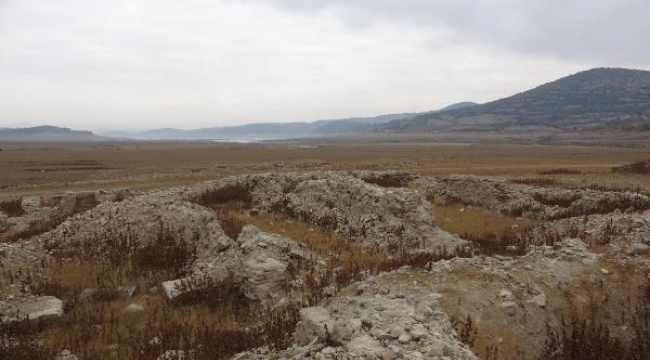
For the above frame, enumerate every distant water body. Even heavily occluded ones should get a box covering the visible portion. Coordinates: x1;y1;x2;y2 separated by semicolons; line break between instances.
210;139;262;143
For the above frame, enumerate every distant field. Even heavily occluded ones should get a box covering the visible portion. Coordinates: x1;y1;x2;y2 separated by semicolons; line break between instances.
1;140;650;198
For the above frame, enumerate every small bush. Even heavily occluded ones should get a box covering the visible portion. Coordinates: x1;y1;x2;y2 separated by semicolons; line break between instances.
532;192;581;208
194;184;253;210
362;175;409;188
576;183;649;196
0;198;24;217
172;273;248;311
512;178;558;187
0;320;55;360
131;226;196;278
216;210;245;240
540;284;650;360
538;168;582;175
461;227;535;256
612;160;650;174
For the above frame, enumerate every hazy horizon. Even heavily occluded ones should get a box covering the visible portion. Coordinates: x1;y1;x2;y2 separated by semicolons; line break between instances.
1;1;649;131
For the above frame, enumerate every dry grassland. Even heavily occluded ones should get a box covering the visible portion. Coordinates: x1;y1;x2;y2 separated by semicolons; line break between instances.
1;141;650;199
2;141;650;359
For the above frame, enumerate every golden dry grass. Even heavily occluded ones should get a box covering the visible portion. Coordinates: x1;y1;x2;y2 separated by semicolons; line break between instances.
2;141;650;199
433;203;538;238
3;141;650;359
18;260;255;359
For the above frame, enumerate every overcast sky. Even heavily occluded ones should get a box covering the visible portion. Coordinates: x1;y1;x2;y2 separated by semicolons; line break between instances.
1;0;648;131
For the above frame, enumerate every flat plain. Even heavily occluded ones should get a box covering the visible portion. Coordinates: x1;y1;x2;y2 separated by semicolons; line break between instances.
1;141;650;198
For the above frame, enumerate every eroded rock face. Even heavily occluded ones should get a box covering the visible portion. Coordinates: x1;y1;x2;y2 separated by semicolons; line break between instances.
30;172;463;263
278;177;434;250
59;191;98;216
419;175;650;219
232;281;478;360
37;195;230;265
193;172;460;252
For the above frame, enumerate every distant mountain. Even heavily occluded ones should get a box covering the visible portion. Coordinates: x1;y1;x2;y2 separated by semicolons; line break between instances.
0;126;102;141
439;102;478;111
378;68;650;133
105;113;422;140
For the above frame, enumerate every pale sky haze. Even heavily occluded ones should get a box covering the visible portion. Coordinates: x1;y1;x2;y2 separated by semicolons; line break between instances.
0;0;648;131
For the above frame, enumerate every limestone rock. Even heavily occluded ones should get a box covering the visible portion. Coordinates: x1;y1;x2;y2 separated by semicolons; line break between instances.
55;350;79;360
237;225;306;302
294;307;336;346
1;296;63;323
500;301;518;316
21;196;42;213
625;243;650;256
124;303;145;313
59;191;98;216
79;286;137;302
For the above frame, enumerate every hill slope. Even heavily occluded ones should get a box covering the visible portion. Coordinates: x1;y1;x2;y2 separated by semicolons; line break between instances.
108;113;422;140
0;126;101;141
379;68;650;133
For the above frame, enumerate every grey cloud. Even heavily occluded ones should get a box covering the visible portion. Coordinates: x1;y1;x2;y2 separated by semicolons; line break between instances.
240;0;650;65
0;0;633;130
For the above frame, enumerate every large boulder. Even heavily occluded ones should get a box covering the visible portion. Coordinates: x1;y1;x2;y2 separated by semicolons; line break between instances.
237;225;307;302
79;286;137;302
162;225;308;305
293;307;336;346
0;296;63;323
231;282;478;360
21;196;42;213
625;243;650;256
59;191;98;216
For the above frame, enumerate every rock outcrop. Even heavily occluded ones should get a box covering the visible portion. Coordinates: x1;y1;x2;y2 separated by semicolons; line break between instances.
0;295;63;323
419;175;650;219
233;280;478;360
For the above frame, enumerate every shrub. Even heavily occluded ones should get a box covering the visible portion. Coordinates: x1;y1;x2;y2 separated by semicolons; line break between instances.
131;226;196;278
194;184;253;210
532;192;581;208
362;175;409;188
0;320;54;360
512;178;558;187
612;160;650;174
540;284;650;360
538;168;582;175
0;198;24;217
216;210;245;240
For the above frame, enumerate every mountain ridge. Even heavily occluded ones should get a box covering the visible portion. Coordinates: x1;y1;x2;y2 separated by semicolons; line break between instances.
378;68;650;133
0;126;102;141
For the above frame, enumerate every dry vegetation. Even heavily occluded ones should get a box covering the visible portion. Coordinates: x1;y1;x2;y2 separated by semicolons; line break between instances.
1;231;297;359
2;142;650;359
0;198;24;217
2;142;650;199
